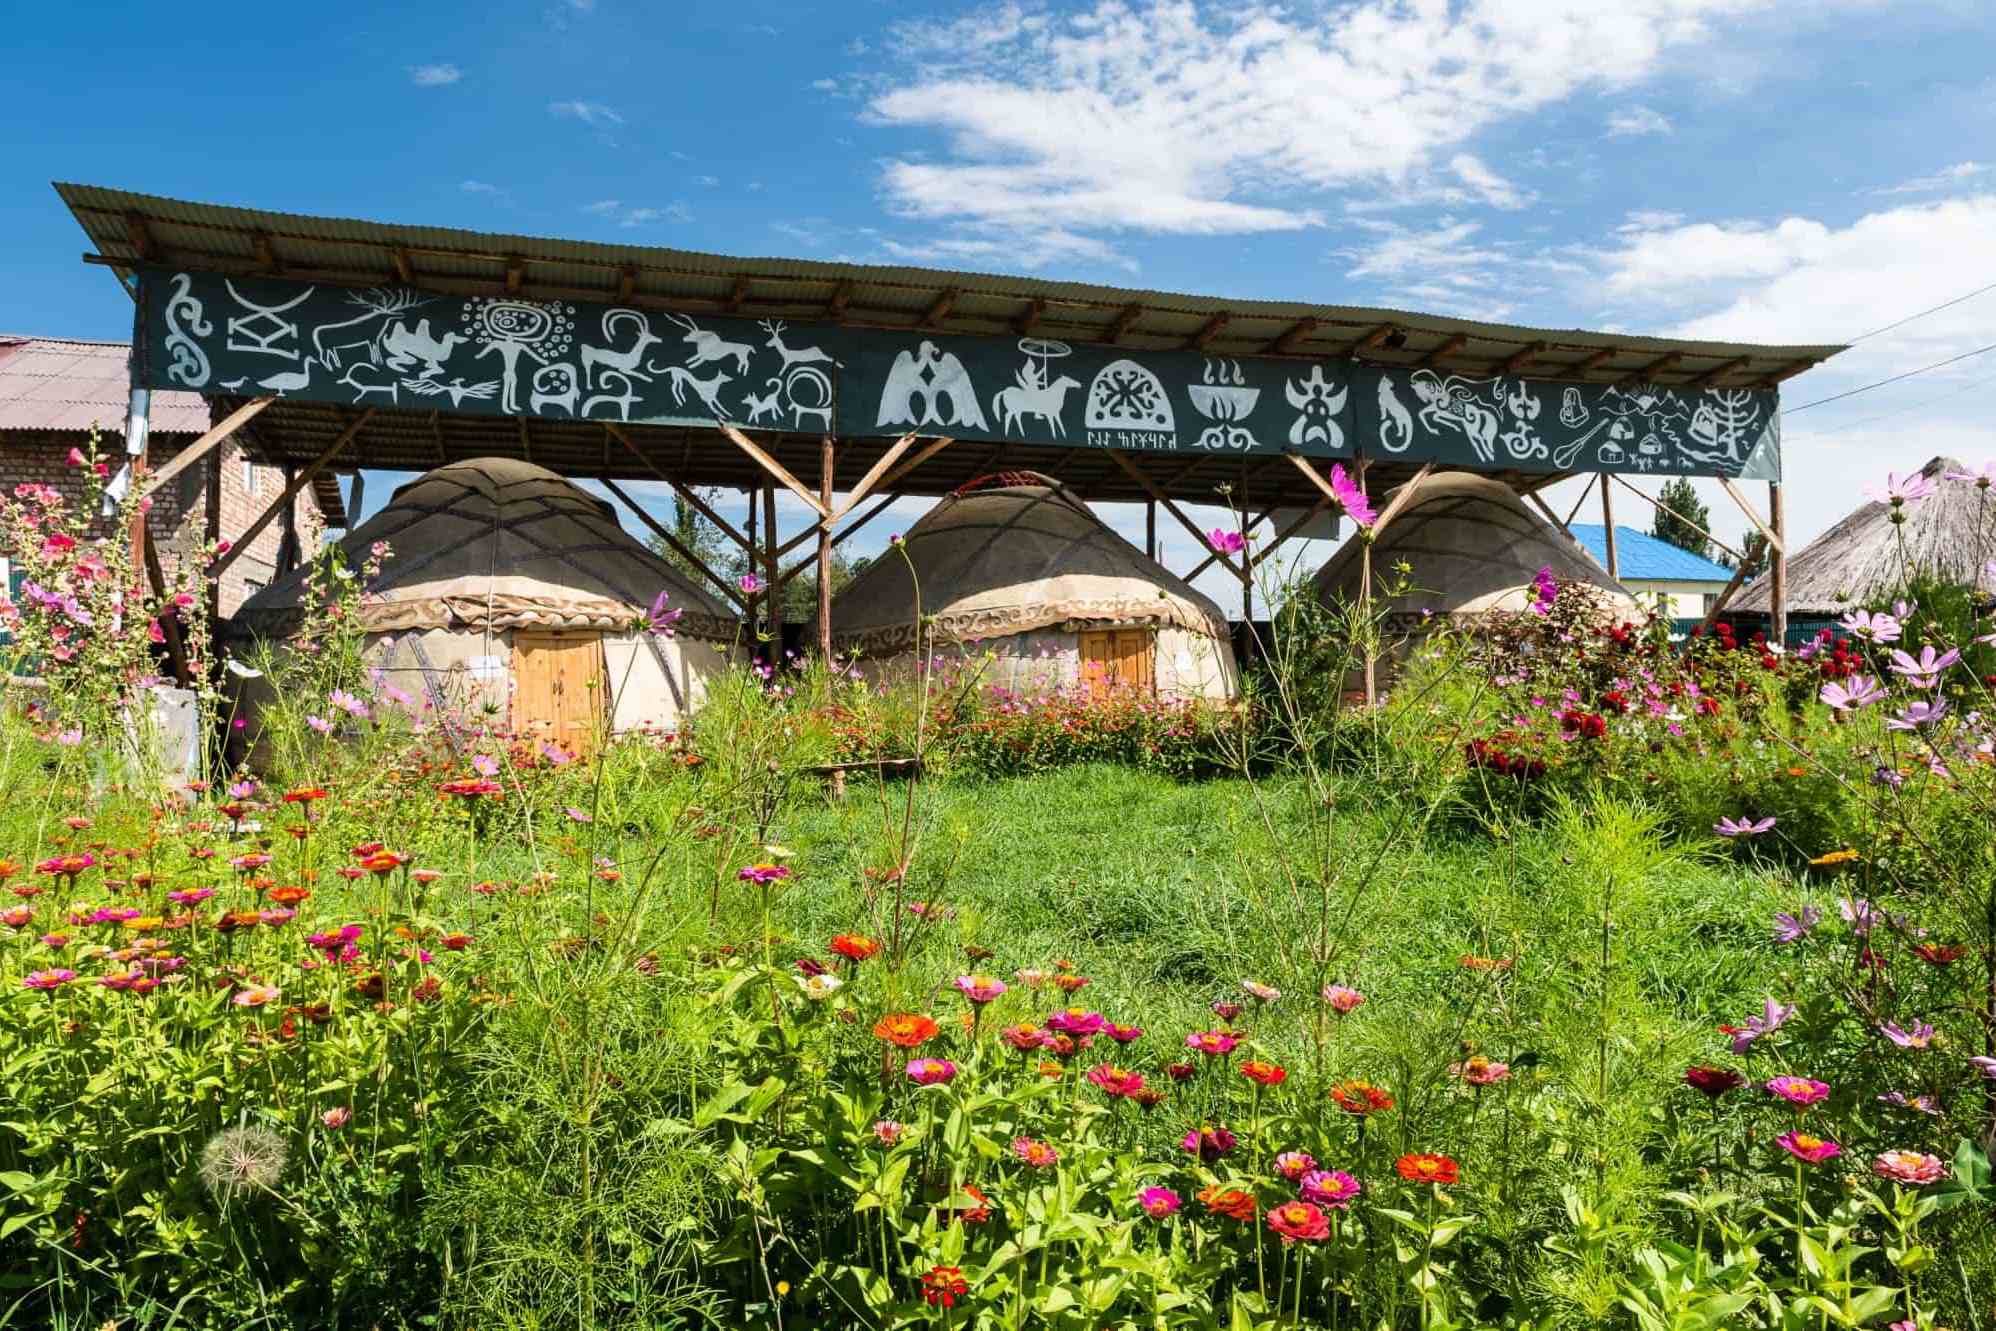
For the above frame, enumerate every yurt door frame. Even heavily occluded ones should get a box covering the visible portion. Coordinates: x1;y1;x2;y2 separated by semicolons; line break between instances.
512;630;606;750
1079;628;1156;696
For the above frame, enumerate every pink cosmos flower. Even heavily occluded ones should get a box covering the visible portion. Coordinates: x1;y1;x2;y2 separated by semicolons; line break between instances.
1945;460;1996;488
739;573;763;595
954;974;1007;1005
1972;1055;1996;1080
1873;1150;1945;1185
472;753;500;777
906;1058;957;1086
1776;1130;1841;1164
1330;463;1376;528
1299;1169;1362;1209
1868;471;1936;507
1880;1020;1935;1050
306;715;334;734
1729;997;1795;1054
1715;815;1776;838
1838;609;1901;644
1274;1151;1316;1182
1772;907;1821;944
1766;1075;1830;1107
1322;984;1366;1014
1138;1187;1181;1219
1888;645;1960;689
1819;675;1885;711
1207;529;1246;557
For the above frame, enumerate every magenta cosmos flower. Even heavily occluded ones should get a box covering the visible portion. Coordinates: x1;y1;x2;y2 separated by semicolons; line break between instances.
1776;1130;1841;1164
1207;529;1246;557
1181;1124;1237;1162
1767;1075;1830;1107
906;1059;957;1086
1299;1169;1362;1209
953;974;1007;1005
1186;1030;1238;1056
1329;463;1376;528
1873;1150;1945;1185
1138;1187;1181;1219
1715;815;1776;838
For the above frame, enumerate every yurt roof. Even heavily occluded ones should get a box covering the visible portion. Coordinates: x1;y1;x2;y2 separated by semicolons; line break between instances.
1735;456;1993;614
1312;471;1635;614
229;457;734;640
830;472;1230;654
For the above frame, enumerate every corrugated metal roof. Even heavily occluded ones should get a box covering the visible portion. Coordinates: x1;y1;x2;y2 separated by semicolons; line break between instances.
0;333;345;525
0;334;210;434
54;183;1844;390
1570;524;1735;583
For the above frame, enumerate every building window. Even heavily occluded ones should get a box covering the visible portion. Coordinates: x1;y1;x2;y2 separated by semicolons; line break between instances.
1703;593;1718;614
243;459;258;496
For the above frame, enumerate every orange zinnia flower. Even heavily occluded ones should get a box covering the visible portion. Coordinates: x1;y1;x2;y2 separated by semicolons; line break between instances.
1240;1059;1287;1087
1395;1152;1460;1185
1196;1184;1256;1221
830;933;880;962
1331;1079;1395;1115
873;1012;940;1049
267;886;310;905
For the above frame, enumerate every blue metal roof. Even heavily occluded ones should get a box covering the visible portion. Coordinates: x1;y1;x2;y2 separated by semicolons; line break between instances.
1569;524;1734;583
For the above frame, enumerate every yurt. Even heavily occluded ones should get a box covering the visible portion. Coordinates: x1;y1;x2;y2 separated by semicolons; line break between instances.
227;458;735;751
830;472;1238;699
1311;472;1637;627
1734;455;1994;623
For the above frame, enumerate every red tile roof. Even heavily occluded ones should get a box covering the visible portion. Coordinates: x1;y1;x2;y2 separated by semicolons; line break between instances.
0;334;212;435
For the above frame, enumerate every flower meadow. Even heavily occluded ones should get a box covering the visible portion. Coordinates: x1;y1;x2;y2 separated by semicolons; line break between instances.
2;461;1996;1328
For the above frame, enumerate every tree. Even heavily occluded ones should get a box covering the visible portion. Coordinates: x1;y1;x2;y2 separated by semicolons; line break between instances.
1650;477;1712;560
646;488;734;603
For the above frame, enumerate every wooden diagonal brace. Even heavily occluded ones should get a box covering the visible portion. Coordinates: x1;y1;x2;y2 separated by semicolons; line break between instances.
137;398;274;504
1717;476;1784;556
599;476;746;610
1105;449;1243;579
1368;463;1435;537
828;432;923;524
1608;473;1745;564
210;409;374;579
719;424;829;519
604;424;750;550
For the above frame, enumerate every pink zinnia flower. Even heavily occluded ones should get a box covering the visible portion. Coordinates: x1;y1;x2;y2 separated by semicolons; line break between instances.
1776;1130;1841;1164
1011;1137;1058;1168
1185;1030;1238;1056
1873;1150;1945;1185
1322;984;1365;1014
1138;1186;1181;1219
906;1058;957;1086
872;1119;904;1145
1181;1124;1237;1162
953;973;1007;1005
1045;1008;1105;1036
1767;1075;1830;1107
1299;1169;1362;1209
737;863;792;886
321;1106;353;1130
1105;1021;1144;1043
233;984;281;1008
23;968;76;989
1086;1064;1145;1097
1274;1151;1316;1181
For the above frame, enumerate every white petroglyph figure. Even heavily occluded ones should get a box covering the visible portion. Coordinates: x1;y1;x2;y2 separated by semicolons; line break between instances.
878;340;987;430
662;314;754;374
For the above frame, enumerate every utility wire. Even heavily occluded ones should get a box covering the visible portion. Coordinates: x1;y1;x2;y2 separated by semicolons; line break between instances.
1846;277;1996;343
1793;363;1996;438
1782;340;1996;415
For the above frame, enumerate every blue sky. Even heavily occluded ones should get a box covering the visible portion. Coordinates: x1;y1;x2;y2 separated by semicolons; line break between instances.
6;0;1996;610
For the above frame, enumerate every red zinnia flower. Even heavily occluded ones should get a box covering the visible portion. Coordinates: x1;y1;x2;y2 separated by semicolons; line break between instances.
283;787;329;803
1395;1153;1460;1185
921;1266;968;1309
1684;1065;1746;1098
1267;1200;1330;1243
1331;1080;1395;1115
1240;1059;1287;1087
1195;1185;1256;1221
873;1012;940;1049
830;933;880;962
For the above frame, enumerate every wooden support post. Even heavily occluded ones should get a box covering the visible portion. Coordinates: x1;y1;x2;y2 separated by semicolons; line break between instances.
205;436;223;626
817;435;834;662
209;410;374;580
1358;456;1375;707
1600;476;1619;579
599;477;745;609
745;484;758;630
277;465;300;574
1368;463;1436;538
1769;481;1788;645
140;526;190;686
763;483;782;656
1146;500;1157;561
136;398;275;504
827;432;922;523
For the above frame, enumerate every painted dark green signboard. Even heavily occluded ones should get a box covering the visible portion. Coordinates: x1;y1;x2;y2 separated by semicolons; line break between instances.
134;268;1779;479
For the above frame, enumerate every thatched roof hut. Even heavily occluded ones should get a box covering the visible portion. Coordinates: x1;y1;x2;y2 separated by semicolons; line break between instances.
1735;455;1996;615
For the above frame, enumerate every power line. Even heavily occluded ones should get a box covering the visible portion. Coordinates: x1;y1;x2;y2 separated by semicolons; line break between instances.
1782;339;1996;415
1793;362;1996;437
1846;276;1996;343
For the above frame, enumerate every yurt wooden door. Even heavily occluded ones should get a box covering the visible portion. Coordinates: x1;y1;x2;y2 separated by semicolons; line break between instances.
1079;629;1156;696
512;631;605;749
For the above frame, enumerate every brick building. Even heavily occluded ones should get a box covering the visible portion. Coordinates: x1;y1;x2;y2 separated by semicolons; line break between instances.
0;335;345;616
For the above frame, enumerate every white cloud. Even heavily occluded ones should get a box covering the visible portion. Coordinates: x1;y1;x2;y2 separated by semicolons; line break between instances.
584;200;691;227
811;77;839;92
549;99;623;127
409;63;462;87
869;0;1778;242
583;199;621;215
460;180;500;194
1606;105;1673;137
694;174;720;187
1871;160;1990;196
878;223;1138;273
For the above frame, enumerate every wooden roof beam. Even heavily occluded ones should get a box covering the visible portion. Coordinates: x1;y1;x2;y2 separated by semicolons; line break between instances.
1014;297;1046;335
826;278;853;321
617;264;635;302
1350;323;1396;355
1619;351;1681;386
727;275;750;312
1692;355;1752;387
252;231;281;274
1266;317;1319;354
1419;333;1469;368
1105;302;1144;344
504;256;523;295
1503;340;1548;374
123;211;157;261
1759;357;1817;387
921;288;959;328
1186;311;1231;350
392;248;415;284
1575;346;1620;374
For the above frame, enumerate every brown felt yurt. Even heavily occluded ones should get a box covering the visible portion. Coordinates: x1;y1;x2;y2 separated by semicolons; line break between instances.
830;472;1238;699
227;458;735;753
1311;471;1637;630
